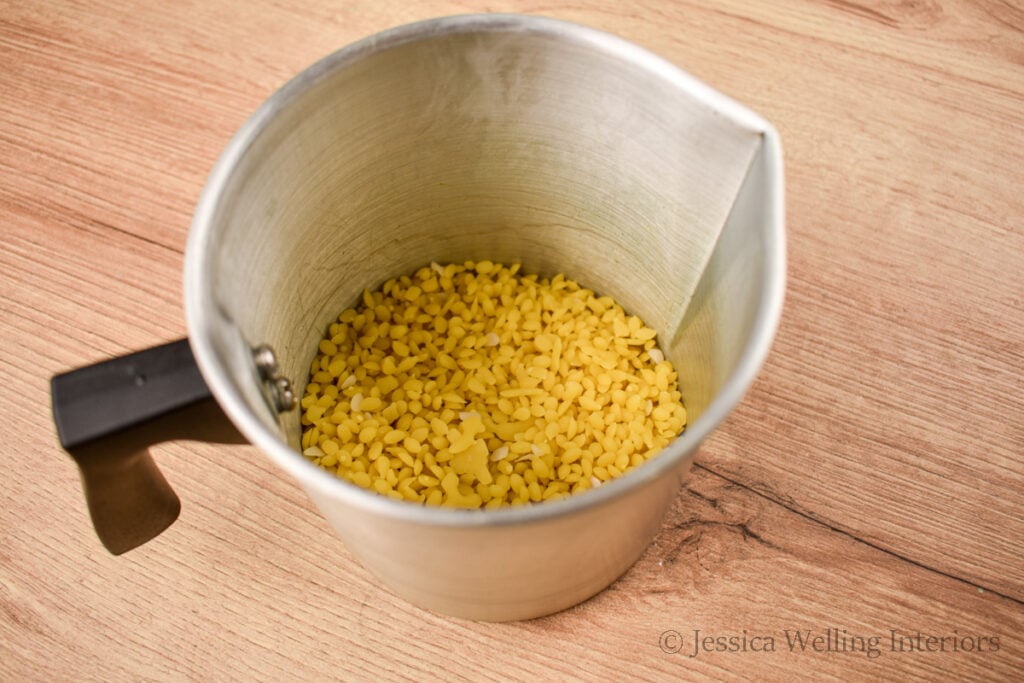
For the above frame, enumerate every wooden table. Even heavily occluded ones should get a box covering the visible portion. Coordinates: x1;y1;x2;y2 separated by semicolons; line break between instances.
2;0;1021;679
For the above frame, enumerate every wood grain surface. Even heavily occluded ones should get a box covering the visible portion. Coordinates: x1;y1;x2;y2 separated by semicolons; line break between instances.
2;0;1022;680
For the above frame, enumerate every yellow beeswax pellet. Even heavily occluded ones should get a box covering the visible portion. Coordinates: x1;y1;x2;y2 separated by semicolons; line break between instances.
300;262;686;508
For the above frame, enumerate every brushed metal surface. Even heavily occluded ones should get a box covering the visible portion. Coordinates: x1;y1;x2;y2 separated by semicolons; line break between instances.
184;14;784;620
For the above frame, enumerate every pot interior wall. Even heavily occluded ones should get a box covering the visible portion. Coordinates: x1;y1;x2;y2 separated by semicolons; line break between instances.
204;26;765;449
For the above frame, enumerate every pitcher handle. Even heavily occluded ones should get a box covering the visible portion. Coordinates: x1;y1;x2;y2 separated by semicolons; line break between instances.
51;338;243;554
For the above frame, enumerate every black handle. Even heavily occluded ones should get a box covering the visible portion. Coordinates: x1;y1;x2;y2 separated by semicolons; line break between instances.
51;338;243;555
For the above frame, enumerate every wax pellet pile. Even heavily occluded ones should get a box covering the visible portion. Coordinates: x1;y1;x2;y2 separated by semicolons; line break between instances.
300;261;686;508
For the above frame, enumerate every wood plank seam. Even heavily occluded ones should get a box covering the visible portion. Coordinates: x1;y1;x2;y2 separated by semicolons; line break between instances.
693;462;1024;606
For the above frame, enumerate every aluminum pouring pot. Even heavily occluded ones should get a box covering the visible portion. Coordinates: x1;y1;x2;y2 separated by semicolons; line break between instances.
51;14;784;621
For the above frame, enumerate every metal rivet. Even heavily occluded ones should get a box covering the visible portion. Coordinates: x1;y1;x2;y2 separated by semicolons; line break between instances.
252;344;279;380
252;344;296;413
272;377;297;412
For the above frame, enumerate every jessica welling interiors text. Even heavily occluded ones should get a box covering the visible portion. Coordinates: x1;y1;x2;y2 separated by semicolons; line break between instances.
658;628;1002;659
